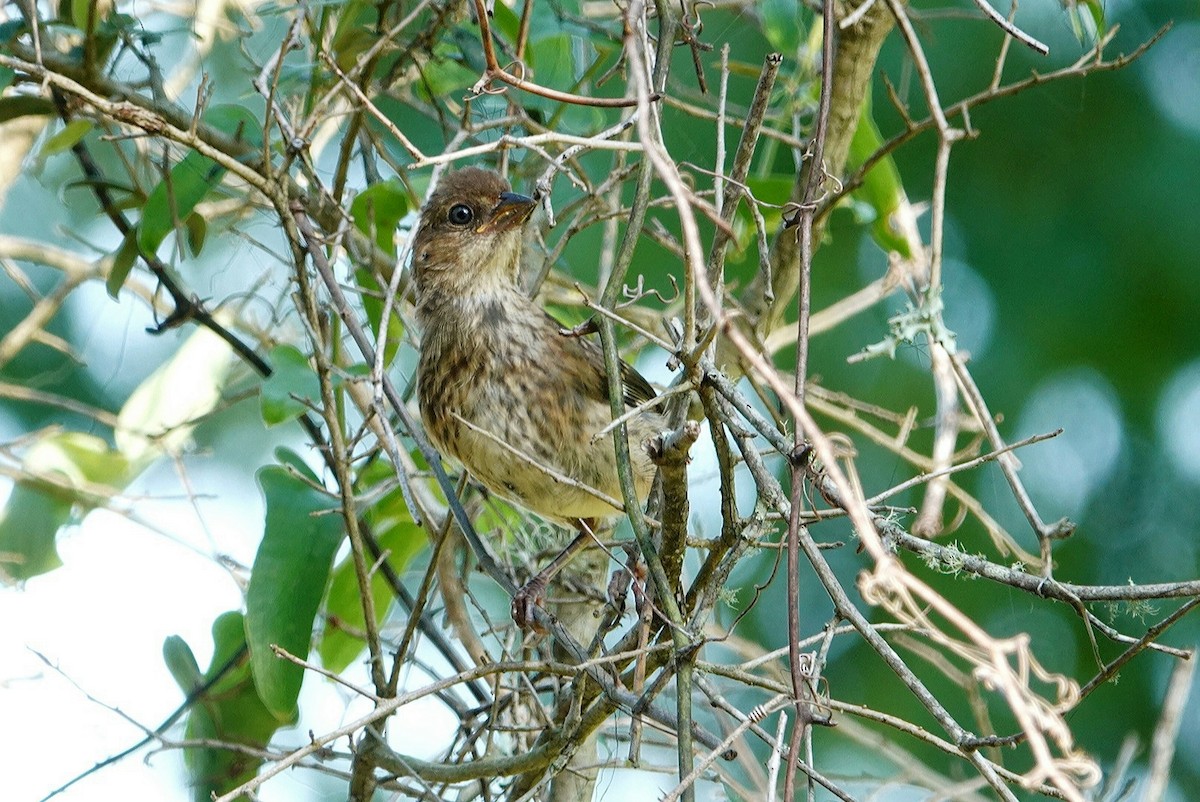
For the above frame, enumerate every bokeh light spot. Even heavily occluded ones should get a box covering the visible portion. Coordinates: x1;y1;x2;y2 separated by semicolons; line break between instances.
1156;359;1200;483
1015;369;1124;512
1144;22;1200;136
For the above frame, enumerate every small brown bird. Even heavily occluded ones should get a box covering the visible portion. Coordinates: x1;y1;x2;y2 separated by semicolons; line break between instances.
412;167;665;629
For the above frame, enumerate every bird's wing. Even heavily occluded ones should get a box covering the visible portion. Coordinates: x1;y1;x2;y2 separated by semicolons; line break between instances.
547;312;658;409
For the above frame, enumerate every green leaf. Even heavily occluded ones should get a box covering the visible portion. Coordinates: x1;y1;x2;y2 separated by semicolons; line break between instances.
274;446;320;484
0;19;26;44
1065;0;1105;42
25;431;132;488
162;635;203;693
356;266;405;367
0;66;14;91
350;181;409;257
171;613;286;802
490;0;521;42
137;150;227;255
0;431;132;582
349;181;409;365
204;104;264;150
0;96;56;123
418;52;479;99
69;0;110;31
331;1;378;72
260;345;320;426
0;483;71;582
319;469;425;673
184;211;207;256
759;0;805;54
41;119;92;157
246;467;344;719
846;96;912;258
106;228;140;299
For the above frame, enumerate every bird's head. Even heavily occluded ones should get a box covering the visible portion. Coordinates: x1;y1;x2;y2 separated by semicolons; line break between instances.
410;167;537;296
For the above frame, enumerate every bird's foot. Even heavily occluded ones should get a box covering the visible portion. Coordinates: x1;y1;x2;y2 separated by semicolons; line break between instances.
511;576;549;633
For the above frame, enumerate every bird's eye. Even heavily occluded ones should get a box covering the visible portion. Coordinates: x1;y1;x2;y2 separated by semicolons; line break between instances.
447;204;474;226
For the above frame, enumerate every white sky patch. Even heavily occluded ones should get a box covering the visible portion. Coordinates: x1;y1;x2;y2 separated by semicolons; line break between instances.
63;280;183;402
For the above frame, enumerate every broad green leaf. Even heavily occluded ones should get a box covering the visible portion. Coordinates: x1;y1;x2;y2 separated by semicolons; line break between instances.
356;265;406;367
331;1;378;72
137;150;227;255
115;324;232;470
40;119;92;157
418;51;479;99
759;0;804;55
319;470;425;673
184;211;207;256
204;104;264;150
525;33;576;115
25;431;132;488
846;96;912;258
0;19;25;44
68;0;112;31
350;181;408;257
246;467;344;719
0;432;131;582
490;0;521;42
351;185;407;362
0;483;72;582
171;612;286;802
0;66;15;91
162;634;203;692
274;446;320;484
260;345;320;426
106;228;140;299
0;96;55;122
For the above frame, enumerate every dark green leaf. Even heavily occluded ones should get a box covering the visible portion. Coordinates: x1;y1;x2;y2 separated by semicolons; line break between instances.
137;150;227;255
350;181;409;257
331;1;378;72
356;267;405;367
758;0;805;54
490;1;521;42
0;19;26;44
106;228;140;299
172;612;285;802
0;96;56;123
162;634;203;693
319;474;424;673
417;54;478;99
846;97;911;258
274;447;321;484
350;188;407;363
246;467;344;719
184;211;207;256
204;104;264;150
260;345;320;426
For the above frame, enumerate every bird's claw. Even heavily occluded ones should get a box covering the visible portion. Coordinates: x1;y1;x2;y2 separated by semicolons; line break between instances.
511;576;549;633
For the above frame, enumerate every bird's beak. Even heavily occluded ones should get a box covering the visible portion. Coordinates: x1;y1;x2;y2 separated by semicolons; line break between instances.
477;191;537;233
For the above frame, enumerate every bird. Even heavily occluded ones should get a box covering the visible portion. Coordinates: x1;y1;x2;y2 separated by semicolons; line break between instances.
411;167;666;630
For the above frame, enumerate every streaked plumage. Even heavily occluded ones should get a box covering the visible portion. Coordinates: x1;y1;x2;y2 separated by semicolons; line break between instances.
413;167;664;526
